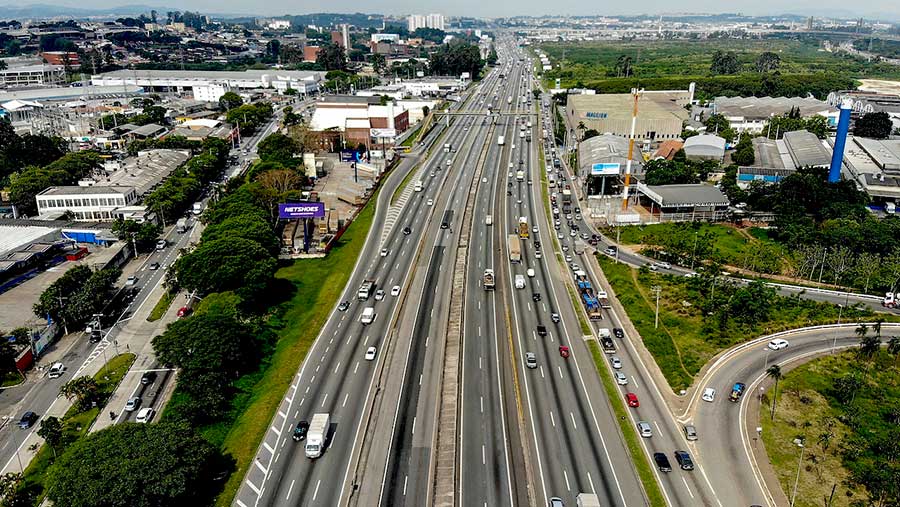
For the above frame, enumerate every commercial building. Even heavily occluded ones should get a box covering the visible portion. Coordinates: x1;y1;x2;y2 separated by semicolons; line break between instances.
0;58;65;87
712;96;839;134
566;91;690;141
783;130;832;169
577;134;643;196
310;95;410;151
35;186;139;222
636;183;730;222
169;119;239;142
91;69;325;102
682;134;726;162
827;90;900;116
408;13;445;31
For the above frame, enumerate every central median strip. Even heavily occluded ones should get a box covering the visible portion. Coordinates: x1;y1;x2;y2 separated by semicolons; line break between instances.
586;341;668;507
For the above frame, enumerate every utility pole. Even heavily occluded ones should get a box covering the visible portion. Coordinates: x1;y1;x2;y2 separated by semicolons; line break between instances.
790;441;805;507
651;285;662;329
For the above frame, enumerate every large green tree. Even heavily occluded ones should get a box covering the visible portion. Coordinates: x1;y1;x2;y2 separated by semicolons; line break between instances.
853;111;893;139
316;43;347;71
256;132;300;166
172;237;276;299
755;51;781;73
218;91;244;111
46;422;221;507
710;50;739;75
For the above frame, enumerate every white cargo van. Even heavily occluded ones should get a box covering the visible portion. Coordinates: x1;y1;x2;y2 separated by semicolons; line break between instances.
361;307;375;325
515;274;526;289
486;215;493;226
414;181;423;192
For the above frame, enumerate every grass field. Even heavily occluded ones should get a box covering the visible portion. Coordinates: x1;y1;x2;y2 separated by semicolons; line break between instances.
21;353;136;503
596;255;889;392
760;350;900;507
588;341;666;507
213;189;378;506
539;39;900;81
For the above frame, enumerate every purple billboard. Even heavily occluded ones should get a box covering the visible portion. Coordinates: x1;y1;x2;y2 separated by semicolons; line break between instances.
279;202;326;219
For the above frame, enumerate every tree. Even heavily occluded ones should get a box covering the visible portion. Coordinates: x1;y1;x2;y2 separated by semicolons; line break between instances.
710;50;739;75
256;132;300;166
888;336;900;367
59;376;100;411
172;237;276;300
218;91;243;112
317;43;347;71
766;364;783;421
755;51;781;73
0;472;33;507
703;113;735;142
371;53;386;74
615;54;633;77
859;334;881;360
853;111;893;139
202;214;279;256
152;311;256;379
731;132;755;166
46;421;221;507
110;219;161;253
37;416;63;456
486;45;498;66
582;129;600;141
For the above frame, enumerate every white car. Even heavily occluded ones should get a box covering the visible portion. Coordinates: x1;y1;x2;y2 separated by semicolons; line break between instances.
391;285;401;297
135;407;155;423
610;356;622;369
526;268;535;278
47;362;66;379
614;371;628;385
365;346;377;361
654;261;672;270
532;226;538;234
535;250;542;259
768;338;790;350
380;249;388;257
374;289;385;301
427;199;434;206
702;387;716;402
125;275;138;286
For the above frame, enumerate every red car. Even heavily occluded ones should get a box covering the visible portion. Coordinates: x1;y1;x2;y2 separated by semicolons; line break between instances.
177;306;193;318
626;393;640;408
559;345;570;358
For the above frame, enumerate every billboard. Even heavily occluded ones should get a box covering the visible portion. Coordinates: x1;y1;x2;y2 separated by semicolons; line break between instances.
279;202;325;219
371;128;397;139
591;163;620;176
340;150;362;162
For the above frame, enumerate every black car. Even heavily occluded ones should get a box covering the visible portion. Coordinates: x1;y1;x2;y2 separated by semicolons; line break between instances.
338;301;350;312
18;411;38;429
532;292;541;302
537;325;547;337
149;262;160;270
292;420;310;442
534;241;541;250
675;450;694;470
653;452;672;472
402;226;411;235
140;371;157;385
613;328;625;339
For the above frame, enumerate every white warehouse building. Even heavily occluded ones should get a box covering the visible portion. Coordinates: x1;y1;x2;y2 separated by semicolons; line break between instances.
91;69;326;103
35;186;139;221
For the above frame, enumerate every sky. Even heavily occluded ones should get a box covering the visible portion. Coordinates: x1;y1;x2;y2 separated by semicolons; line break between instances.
10;0;900;20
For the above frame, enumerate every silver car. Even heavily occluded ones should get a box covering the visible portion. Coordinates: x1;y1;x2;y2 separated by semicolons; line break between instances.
610;356;622;369
638;421;653;438
614;371;628;385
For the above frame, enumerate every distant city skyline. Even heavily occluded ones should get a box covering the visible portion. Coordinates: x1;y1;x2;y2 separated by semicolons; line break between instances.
0;0;897;21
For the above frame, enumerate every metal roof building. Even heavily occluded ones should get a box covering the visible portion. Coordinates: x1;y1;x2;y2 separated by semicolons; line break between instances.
637;183;730;222
683;134;726;162
566;93;689;141
783;130;832;168
577;134;643;176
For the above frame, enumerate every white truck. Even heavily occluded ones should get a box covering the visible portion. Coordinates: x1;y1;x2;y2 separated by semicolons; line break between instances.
305;413;330;458
361;307;375;325
516;170;525;182
483;269;495;290
414;181;423;192
576;493;601;507
884;292;898;308
515;274;526;289
176;218;188;233
444;143;452;153
358;280;375;300
192;202;203;215
497;135;505;146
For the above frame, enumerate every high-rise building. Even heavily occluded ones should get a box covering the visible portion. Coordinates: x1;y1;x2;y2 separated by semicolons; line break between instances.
407;13;444;31
806;16;814;30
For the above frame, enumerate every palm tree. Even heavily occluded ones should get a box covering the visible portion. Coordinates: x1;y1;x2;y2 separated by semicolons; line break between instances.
766;364;783;421
59;376;99;411
855;322;868;340
859;335;881;360
888;336;900;367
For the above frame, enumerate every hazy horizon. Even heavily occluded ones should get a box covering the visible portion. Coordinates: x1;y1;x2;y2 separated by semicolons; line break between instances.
1;0;897;21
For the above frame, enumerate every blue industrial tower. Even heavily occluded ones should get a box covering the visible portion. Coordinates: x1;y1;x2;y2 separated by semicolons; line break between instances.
829;100;852;183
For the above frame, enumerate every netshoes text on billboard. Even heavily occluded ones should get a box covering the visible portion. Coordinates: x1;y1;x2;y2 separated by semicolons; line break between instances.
279;202;325;219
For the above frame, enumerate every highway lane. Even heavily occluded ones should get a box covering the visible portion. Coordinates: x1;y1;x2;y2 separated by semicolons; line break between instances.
458;54;523;507
691;323;900;507
380;65;513;507
503;49;645;507
535;90;720;506
236;83;487;507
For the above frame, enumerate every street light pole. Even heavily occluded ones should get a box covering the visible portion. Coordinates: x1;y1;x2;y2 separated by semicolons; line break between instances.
651;285;662;329
790;442;805;507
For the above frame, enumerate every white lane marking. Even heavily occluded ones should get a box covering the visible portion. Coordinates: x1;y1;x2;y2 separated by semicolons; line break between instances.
255;459;267;473
482;445;486;465
419;373;423;385
299;398;305;407
558;366;563;379
479;357;482;369
539;365;545;378
342;393;349;408
655;421;662;434
549;410;556;428
403;476;409;496
321;394;328;407
682;476;695;498
286;480;295;501
480;396;484;413
364;335;370;346
312;480;321;501
563;469;571;492
570;412;578;430
333;361;341;374
587;472;596;495
632;376;639;389
412;416;417;435
354;362;359;374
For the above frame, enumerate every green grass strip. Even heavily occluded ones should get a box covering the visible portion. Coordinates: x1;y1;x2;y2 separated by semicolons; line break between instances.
587;341;667;507
146;290;176;322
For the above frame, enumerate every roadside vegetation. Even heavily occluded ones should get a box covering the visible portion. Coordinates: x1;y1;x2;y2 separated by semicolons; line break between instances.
539;38;900;98
5;353;136;505
146;290;176;322
596;255;886;391
761;336;900;507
